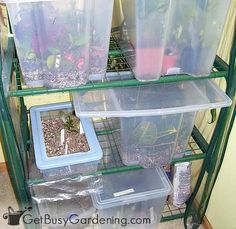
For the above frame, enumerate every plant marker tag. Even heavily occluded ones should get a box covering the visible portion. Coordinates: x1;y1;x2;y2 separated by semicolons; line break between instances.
113;188;135;197
65;142;68;155
80;122;84;134
60;129;65;145
55;55;61;68
166;67;181;75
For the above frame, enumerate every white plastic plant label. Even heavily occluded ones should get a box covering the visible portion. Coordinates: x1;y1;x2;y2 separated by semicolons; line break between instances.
60;129;65;145
113;188;135;197
166;67;181;75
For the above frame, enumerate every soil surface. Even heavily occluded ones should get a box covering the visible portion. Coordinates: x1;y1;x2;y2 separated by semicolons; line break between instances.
42;116;90;157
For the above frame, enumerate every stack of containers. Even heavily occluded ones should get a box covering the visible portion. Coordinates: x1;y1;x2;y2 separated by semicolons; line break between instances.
120;0;231;79
73;80;231;228
73;80;231;167
5;0;232;227
6;0;114;88
72;3;232;224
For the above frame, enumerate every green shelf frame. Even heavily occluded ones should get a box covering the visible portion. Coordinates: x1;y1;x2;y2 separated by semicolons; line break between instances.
8;70;227;97
0;27;235;229
27;118;205;187
7;34;228;97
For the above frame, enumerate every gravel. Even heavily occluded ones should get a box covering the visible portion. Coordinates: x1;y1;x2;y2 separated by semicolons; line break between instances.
42;117;90;157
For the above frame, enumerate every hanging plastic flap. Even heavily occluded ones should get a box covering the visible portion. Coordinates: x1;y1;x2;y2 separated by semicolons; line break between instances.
73;79;232;118
30;174;102;203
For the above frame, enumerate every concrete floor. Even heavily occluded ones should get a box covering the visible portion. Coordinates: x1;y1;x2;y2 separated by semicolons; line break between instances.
0;171;201;229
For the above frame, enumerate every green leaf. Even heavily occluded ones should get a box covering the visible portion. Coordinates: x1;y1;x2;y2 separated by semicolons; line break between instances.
48;47;60;54
133;121;158;146
209;109;217;124
27;52;36;60
46;55;56;69
69;34;73;44
74;36;87;46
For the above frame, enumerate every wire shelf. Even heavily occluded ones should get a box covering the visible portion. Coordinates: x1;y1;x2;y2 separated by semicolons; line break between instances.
27;117;204;185
8;32;228;97
28;117;192;222
161;202;186;222
93;117;204;174
92;117;194;222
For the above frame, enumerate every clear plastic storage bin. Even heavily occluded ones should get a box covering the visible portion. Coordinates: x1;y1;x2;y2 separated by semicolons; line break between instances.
30;102;103;180
37;197;95;226
73;80;231;167
91;168;172;229
120;0;171;81
89;0;114;80
6;0;114;88
119;0;231;80
119;113;196;167
164;0;231;76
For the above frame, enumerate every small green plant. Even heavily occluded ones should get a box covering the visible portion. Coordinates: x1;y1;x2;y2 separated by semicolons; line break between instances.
64;115;75;131
59;111;80;132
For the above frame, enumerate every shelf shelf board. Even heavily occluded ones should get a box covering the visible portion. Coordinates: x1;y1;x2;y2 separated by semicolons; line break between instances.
8;71;227;97
7;35;228;97
27;118;205;185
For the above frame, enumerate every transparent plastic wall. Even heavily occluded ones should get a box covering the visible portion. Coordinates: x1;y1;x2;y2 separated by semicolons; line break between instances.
7;0;91;88
120;0;231;80
30;175;102;228
6;0;113;88
165;0;232;76
89;0;114;80
121;0;171;81
119;112;196;167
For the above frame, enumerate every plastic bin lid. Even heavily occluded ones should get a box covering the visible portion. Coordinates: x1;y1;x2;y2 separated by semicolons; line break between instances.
91;168;172;209
73;79;232;117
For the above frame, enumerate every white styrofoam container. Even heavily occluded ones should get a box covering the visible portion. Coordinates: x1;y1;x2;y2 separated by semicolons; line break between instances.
30;102;103;180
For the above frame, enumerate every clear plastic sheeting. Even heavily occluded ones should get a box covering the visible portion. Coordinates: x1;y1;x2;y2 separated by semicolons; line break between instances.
0;4;11;97
30;174;102;203
29;174;102;228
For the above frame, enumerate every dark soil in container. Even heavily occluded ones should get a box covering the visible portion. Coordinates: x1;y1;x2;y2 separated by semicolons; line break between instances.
42;115;90;157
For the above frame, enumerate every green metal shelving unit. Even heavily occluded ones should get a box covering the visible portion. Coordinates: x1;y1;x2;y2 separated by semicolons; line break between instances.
0;27;235;228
